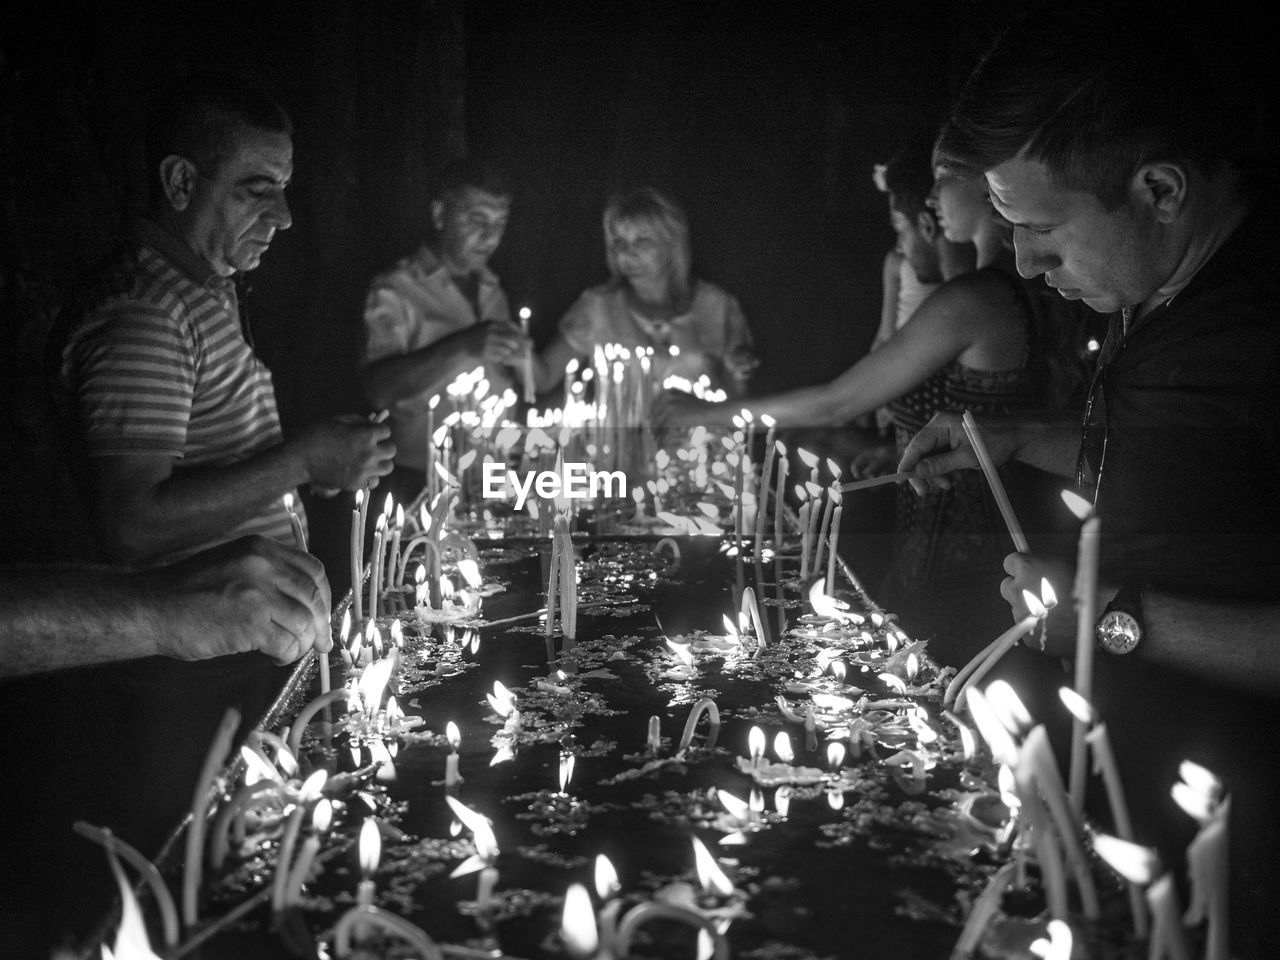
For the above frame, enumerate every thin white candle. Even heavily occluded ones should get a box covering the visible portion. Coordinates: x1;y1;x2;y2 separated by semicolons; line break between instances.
962;410;1029;553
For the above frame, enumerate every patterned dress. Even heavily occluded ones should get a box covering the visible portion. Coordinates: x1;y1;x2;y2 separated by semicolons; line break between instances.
880;272;1037;663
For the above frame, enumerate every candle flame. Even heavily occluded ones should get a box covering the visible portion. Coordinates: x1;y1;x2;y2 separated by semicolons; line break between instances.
984;680;1032;736
749;787;765;815
594;854;620;900
1171;781;1215;823
239;745;279;785
965;688;1019;767
1040;577;1058;608
722;613;740;638
798;448;819;468
358;818;381;875
905;652;919;682
456;558;482;588
717;789;750;822
1058;687;1095;725
282;492;294;512
559;752;576;793
299;768;327;803
691;836;735;897
997;764;1019;808
446;720;461;750
1022;589;1047;619
1029;919;1073;960
827;788;845;811
773;731;794;764
809;582;852;619
1060;488;1093;521
560;883;599;957
878;672;907;695
312;798;333;833
488;680;516;717
667;640;695;668
827;741;846;769
340;608;352;643
748;726;765;761
831;660;847;682
357;657;393;715
1177;759;1223;803
1093;832;1159;885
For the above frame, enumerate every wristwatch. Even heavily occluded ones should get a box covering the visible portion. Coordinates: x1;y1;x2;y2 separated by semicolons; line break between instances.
1096;582;1145;655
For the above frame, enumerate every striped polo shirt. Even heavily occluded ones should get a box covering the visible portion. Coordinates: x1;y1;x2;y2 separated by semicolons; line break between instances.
60;219;302;561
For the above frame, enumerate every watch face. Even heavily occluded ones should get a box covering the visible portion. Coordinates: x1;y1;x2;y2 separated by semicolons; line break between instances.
1097;610;1142;655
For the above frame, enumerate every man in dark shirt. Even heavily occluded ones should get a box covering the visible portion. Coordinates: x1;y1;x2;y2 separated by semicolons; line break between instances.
897;2;1279;954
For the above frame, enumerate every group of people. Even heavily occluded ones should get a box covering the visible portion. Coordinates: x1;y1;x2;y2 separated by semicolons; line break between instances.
2;0;1278;954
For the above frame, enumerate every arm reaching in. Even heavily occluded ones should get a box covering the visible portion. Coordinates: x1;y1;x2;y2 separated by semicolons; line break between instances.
86;416;395;565
362;320;530;409
2;536;332;678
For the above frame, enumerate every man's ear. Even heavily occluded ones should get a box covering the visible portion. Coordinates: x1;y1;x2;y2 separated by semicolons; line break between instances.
1133;162;1188;223
158;155;197;212
431;199;445;232
916;209;938;243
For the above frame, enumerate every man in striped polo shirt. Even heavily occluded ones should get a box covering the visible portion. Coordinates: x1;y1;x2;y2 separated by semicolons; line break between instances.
57;73;395;568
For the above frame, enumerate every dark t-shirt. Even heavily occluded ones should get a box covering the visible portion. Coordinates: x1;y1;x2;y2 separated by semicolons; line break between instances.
1093;205;1280;598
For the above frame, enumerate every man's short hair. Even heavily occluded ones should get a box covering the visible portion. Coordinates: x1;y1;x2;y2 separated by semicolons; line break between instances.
935;1;1238;208
145;72;292;205
876;138;937;222
434;158;513;205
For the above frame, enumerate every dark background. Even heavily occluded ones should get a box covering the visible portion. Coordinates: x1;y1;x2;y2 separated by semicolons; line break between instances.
1;0;1273;588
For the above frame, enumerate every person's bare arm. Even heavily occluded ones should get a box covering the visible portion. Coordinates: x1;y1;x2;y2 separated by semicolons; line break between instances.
532;333;580;394
2;536;332;678
87;418;394;565
361;321;529;410
655;277;1000;430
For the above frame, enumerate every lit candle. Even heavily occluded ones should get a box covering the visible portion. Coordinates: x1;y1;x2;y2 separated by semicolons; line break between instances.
355;818;381;943
519;306;535;404
350;489;364;622
804;481;823;578
385;503;404;591
813;483;835;573
285;798;333;907
183;707;240;927
826;493;843;597
445;720;462;788
646;715;662;755
283;493;307;552
1174;761;1229;960
369;512;386;621
596;854;622;955
1061;489;1100;818
560;882;599;959
1060;688;1147;936
748;726;765;773
773;446;788;550
943;590;1047;710
797;486;811;580
754;416;778;560
270;769;328;915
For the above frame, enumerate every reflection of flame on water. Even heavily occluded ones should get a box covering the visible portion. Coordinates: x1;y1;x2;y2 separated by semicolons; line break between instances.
667;640;695;669
985;680;1032;737
827;788;844;811
595;854;620;900
359;818;381;875
748;726;765;764
1029;919;1072;960
561;883;599;957
772;732;794;764
691;836;735;897
774;785;792;818
826;741;846;770
487;680;517;717
559;752;576;793
445;795;499;875
357;657;393;716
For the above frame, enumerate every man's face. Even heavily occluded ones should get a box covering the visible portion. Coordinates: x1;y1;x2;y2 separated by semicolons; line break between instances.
889;206;941;284
434;187;511;275
185;127;293;277
986;155;1167;313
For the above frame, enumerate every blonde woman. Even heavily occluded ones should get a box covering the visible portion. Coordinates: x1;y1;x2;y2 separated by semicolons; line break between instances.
534;187;755;396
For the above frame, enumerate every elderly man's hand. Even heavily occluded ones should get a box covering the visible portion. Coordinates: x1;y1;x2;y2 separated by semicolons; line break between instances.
298;415;396;491
1001;551;1076;657
154;536;332;665
651;390;727;429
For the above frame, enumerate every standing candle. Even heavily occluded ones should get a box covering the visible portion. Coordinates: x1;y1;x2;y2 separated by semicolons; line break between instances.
271;769;327;915
385;504;403;591
1061;489;1101;817
1174;763;1229;960
773;448;788;550
444;720;462;787
754;416;778;559
355;818;380;943
285;798;333;907
826;497;843;597
283;493;307;552
813;483;836;574
350;490;364;622
519;306;535;404
182;708;240;927
1147;873;1193;960
797;490;811;580
369;513;386;622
